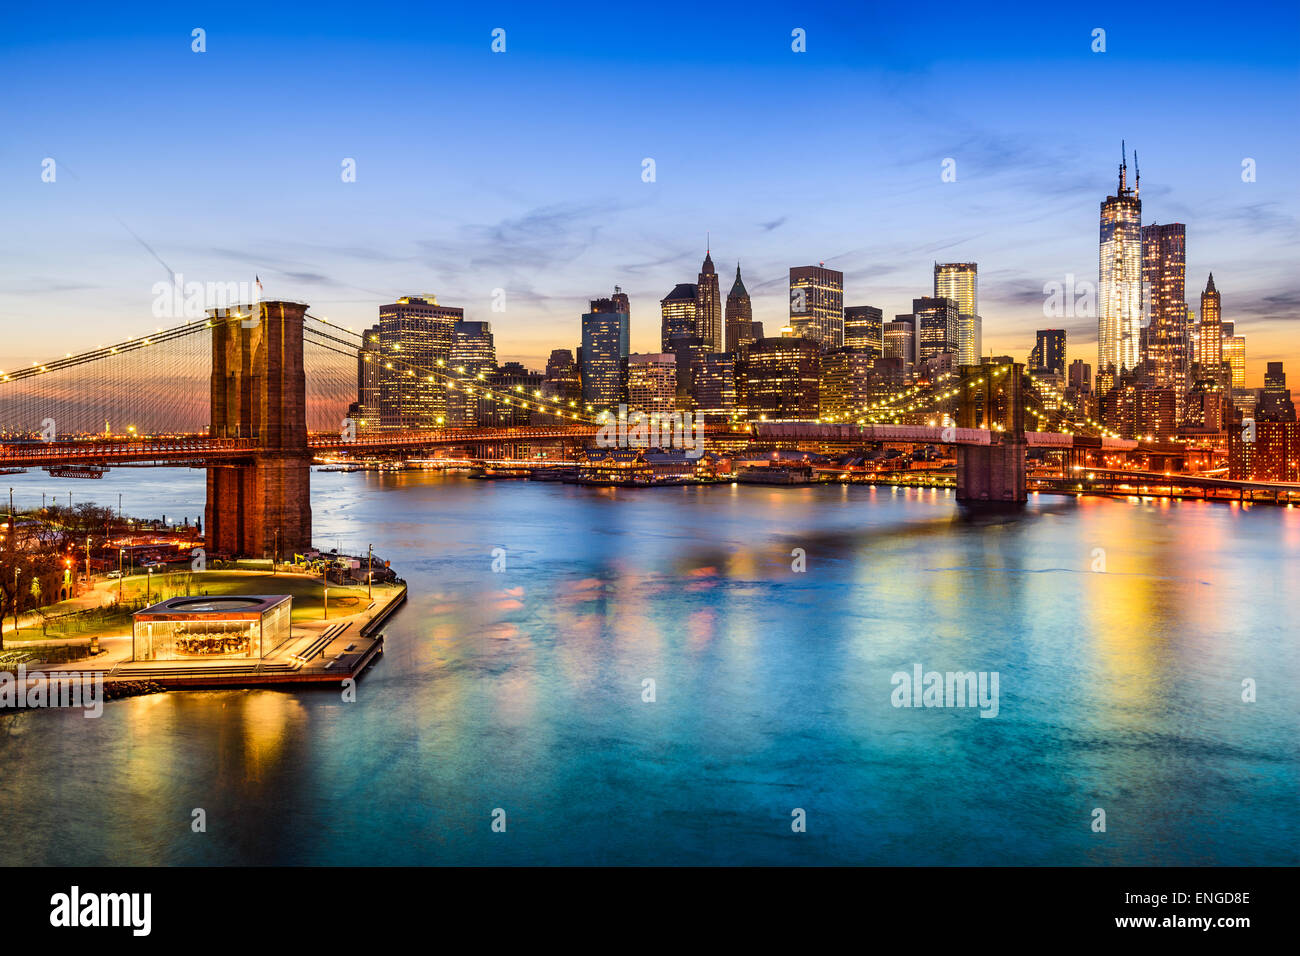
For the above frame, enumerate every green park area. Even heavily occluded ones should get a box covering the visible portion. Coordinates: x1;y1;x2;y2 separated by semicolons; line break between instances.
2;567;394;644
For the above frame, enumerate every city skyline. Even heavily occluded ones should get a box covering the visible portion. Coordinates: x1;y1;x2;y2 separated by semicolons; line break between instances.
2;3;1297;386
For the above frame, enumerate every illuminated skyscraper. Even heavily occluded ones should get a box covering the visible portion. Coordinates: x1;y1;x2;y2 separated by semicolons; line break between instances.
1099;145;1142;382
660;283;698;350
884;317;916;373
543;348;582;405
1030;329;1067;376
913;296;959;362
736;337;821;421
353;324;382;430
1223;324;1246;390
934;263;981;364
788;264;844;348
1140;222;1188;418
581;294;630;411
377;294;463;427
627;353;678;416
1200;273;1224;383
690;352;737;423
448;320;496;426
695;249;723;352
844;305;883;357
724;263;760;353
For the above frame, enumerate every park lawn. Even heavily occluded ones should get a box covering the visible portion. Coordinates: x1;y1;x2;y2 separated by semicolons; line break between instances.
145;569;385;621
6;569;395;642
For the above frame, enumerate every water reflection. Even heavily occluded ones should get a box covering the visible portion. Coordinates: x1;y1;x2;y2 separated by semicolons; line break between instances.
0;471;1296;865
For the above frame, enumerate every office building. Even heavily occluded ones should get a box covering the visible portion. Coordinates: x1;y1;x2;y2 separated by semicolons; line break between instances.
788;264;844;348
736;337;821;421
581;294;630;410
844;305;884;357
660;283;698;350
1099;146;1142;380
377;295;463;427
724;263;761;353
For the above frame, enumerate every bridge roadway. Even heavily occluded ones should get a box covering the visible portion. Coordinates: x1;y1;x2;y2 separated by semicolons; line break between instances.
0;423;1136;468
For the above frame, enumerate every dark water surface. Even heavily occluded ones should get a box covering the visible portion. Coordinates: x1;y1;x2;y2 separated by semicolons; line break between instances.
1;469;1297;865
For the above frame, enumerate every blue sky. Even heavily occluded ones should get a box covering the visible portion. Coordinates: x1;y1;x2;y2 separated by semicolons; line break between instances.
2;1;1297;383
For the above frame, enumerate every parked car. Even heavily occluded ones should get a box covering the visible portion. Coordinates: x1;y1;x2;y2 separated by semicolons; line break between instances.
106;570;123;579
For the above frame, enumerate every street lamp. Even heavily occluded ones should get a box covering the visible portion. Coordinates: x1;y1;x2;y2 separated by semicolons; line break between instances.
118;548;125;603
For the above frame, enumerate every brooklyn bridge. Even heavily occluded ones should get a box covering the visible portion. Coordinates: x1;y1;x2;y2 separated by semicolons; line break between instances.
0;300;1159;557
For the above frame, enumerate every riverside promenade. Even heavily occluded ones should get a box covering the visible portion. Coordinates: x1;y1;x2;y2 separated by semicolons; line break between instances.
26;575;406;690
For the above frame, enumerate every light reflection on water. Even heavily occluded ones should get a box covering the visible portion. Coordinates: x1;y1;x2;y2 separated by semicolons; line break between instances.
0;469;1296;865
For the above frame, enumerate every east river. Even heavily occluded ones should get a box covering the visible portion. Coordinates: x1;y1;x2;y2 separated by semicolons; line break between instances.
1;469;1296;864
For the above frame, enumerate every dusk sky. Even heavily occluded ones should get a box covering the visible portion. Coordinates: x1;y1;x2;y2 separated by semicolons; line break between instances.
3;1;1297;384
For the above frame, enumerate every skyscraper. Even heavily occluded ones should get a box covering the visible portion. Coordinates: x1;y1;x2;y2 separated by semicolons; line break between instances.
724;263;760;353
543;348;582;406
913;296;959;362
1141;222;1188;418
352;324;382;430
844;305;884;357
736;337;821;421
660;283;698;350
788;264;845;348
377;294;463;427
581;293;630;411
1099;145;1142;382
1030;329;1067;376
448;319;496;426
1200;273;1224;384
695;249;723;352
934;263;981;365
884;317;916;373
627;353;679;417
690;352;737;423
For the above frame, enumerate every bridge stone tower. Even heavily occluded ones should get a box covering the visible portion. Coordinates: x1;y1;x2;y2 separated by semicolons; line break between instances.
954;362;1027;505
206;301;313;557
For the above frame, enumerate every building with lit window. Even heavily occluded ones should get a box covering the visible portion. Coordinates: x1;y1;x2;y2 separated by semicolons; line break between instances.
724;263;760;353
844;305;883;357
581;294;630;412
490;362;545;426
627;353;679;416
1141;222;1188;419
1199;273;1224;383
913;296;959;362
1030;329;1067;376
132;595;292;662
448;320;496;426
660;283;698;350
934;263;980;365
1222;321;1246;389
788;265;844;348
884;317;916;373
695;250;723;352
736;337;820;421
543;348;581;405
1099;148;1142;381
1230;420;1300;481
377;295;463;427
819;349;875;421
353;324;382;430
690;352;737;423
